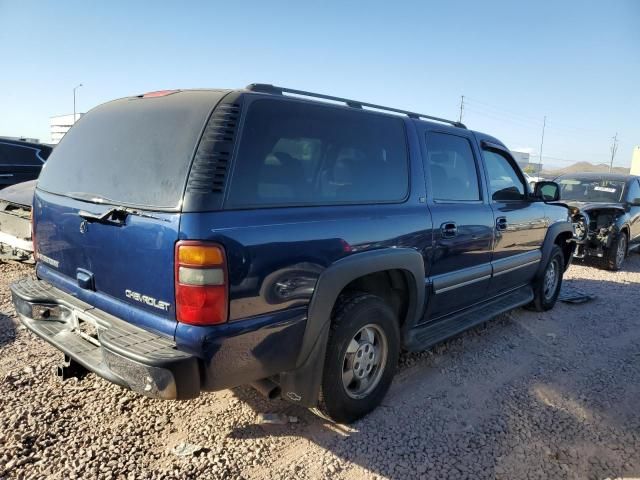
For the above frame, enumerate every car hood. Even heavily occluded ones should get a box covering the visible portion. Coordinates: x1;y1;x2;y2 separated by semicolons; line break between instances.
0;180;37;207
563;201;625;216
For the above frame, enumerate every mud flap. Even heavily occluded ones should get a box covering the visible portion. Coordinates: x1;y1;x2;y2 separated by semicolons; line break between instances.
278;321;330;407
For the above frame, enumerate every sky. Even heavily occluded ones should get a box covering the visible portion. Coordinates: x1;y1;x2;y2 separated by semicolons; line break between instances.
0;0;638;169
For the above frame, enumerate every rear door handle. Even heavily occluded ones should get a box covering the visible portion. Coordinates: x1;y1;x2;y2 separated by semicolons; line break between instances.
496;217;508;231
441;222;458;238
0;174;14;177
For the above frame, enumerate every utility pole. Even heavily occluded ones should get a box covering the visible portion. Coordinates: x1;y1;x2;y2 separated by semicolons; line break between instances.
458;95;465;123
73;83;83;124
609;133;618;172
538;115;546;175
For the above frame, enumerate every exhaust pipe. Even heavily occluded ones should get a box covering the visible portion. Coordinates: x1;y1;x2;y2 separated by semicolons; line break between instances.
250;378;281;400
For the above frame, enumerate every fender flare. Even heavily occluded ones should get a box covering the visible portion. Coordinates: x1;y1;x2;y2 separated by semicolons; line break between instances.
536;221;574;277
618;222;631;236
278;247;425;406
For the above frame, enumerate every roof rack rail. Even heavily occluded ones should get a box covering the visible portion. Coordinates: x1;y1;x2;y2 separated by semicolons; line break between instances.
246;83;466;129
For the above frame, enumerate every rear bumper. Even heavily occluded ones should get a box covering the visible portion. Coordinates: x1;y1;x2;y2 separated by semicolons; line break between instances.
10;277;200;400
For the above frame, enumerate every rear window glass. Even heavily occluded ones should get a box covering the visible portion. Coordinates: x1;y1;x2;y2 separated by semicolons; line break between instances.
37;92;222;209
225;99;409;208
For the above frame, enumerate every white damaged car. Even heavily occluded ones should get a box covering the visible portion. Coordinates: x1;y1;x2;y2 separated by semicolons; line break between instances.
0;180;35;261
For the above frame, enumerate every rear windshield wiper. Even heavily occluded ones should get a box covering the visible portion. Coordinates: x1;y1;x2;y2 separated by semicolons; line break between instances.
65;191;120;205
78;207;168;225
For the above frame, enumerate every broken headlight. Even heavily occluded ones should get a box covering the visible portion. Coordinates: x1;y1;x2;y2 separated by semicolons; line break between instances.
572;213;589;241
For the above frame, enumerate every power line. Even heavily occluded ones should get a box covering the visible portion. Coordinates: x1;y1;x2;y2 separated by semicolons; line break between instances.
462;96;629;169
464;97;543;124
464;96;612;139
463;107;543;129
538;116;546;175
610;133;618;173
466;106;607;141
545;120;604;136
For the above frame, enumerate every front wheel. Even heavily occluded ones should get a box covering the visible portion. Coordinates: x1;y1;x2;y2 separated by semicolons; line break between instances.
606;231;627;271
528;245;564;312
313;293;400;424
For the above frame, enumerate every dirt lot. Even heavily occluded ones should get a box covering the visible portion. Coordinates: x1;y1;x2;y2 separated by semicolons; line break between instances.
1;255;640;480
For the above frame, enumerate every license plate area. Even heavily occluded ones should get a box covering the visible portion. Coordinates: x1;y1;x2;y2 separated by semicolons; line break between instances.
73;316;102;347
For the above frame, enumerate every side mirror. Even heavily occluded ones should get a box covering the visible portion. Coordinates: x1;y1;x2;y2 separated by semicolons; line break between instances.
630;197;640;206
534;181;560;202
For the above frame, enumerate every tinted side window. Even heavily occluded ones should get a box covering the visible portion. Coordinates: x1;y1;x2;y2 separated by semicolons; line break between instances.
38;146;52;161
0;144;40;166
425;132;480;201
627;180;640;202
226;100;408;208
483;149;526;201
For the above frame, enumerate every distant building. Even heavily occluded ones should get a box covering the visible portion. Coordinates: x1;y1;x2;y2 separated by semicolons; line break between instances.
50;113;84;144
510;150;530;166
510;150;542;172
631;146;640;176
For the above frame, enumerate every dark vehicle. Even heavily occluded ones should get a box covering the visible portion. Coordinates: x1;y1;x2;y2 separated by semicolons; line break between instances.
0;180;36;261
0;138;52;189
11;85;574;423
557;173;640;270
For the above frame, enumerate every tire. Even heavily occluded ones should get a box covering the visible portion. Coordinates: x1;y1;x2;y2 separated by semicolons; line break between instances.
528;245;564;312
313;293;400;424
605;231;627;271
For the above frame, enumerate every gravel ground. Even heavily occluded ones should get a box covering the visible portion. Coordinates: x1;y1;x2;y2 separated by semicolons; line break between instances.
1;255;640;480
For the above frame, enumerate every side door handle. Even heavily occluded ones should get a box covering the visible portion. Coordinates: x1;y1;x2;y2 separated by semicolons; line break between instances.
440;222;458;238
0;174;14;177
496;217;508;231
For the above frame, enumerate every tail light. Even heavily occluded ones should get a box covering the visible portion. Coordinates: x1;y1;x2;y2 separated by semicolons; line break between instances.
175;241;228;325
141;90;179;98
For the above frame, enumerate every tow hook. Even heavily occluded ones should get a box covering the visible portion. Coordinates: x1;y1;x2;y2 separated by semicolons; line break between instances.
56;355;89;381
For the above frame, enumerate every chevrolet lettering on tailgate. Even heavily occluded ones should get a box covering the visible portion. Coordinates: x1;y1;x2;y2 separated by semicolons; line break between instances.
125;289;171;311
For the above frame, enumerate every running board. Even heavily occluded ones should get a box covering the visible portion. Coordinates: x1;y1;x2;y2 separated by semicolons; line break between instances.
404;285;534;351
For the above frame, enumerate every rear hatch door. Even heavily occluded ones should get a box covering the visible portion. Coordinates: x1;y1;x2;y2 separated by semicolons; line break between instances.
34;90;229;326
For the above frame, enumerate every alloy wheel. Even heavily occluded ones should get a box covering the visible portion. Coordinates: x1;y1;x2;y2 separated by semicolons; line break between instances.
341;324;388;400
543;258;560;301
616;234;627;269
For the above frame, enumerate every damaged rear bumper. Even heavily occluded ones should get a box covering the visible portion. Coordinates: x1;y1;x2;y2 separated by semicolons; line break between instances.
0;206;33;260
10;277;200;400
0;230;33;260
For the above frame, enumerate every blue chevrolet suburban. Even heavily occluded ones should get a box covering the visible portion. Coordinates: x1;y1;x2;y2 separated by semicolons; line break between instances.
11;85;574;423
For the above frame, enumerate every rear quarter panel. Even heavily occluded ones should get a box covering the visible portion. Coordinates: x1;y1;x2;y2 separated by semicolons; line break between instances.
179;203;432;322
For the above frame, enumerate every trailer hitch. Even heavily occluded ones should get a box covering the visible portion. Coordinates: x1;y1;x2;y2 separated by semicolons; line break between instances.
56;355;89;381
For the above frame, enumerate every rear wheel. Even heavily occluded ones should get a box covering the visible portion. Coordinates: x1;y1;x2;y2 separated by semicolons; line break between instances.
313;293;400;424
606;231;627;271
528;245;564;312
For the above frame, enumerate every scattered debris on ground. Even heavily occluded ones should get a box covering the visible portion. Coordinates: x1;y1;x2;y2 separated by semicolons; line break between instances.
171;442;206;457
559;282;597;304
256;413;299;425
